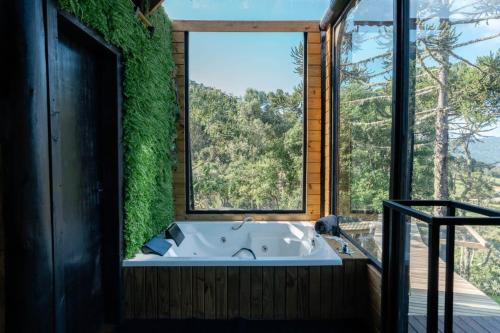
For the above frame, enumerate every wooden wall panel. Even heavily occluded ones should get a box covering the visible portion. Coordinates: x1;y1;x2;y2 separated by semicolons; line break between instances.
123;238;378;327
171;22;323;221
124;261;369;321
367;264;382;333
172;20;320;32
306;32;322;221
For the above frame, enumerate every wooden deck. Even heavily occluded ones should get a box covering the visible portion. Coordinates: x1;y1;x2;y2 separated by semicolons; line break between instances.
408;237;500;316
408;224;500;332
408;315;500;333
345;220;500;331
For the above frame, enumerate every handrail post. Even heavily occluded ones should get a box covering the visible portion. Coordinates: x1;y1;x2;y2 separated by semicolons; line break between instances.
381;200;500;333
426;221;440;332
444;206;456;333
382;202;409;333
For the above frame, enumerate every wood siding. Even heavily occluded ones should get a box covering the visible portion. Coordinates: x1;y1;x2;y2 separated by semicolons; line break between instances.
367;264;382;333
172;20;320;32
124;261;368;321
172;21;323;221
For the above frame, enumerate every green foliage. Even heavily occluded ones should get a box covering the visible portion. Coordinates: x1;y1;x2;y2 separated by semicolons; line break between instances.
189;82;304;210
58;0;179;258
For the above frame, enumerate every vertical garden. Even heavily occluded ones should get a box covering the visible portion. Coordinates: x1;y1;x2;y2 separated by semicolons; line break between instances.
58;0;179;258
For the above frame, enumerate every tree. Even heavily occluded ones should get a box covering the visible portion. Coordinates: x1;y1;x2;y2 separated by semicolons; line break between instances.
413;0;500;214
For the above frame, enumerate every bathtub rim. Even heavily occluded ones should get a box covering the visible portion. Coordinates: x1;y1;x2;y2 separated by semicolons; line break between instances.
123;220;343;267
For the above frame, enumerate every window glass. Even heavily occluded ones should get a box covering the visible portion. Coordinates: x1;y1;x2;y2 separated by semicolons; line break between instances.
335;0;394;261
409;0;500;321
187;32;305;211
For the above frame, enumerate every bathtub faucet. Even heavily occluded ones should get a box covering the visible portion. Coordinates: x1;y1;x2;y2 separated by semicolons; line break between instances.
232;216;255;230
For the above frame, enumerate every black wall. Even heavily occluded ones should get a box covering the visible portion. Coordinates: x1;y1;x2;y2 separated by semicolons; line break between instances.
1;2;123;332
1;0;55;332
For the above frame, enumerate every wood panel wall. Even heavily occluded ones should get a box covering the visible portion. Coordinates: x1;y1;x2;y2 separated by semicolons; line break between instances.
123;237;375;323
124;261;368;321
171;21;323;221
367;264;382;333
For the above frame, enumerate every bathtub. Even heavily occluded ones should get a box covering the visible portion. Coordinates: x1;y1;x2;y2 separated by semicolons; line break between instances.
124;221;342;266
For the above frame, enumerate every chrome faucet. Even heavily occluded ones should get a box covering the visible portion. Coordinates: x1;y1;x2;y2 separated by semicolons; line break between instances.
232;216;255;230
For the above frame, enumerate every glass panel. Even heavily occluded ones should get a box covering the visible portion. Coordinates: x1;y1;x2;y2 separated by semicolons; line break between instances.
409;0;500;328
335;0;394;261
188;32;305;211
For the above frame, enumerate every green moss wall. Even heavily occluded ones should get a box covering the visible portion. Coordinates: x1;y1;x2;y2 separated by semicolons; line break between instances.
58;0;179;258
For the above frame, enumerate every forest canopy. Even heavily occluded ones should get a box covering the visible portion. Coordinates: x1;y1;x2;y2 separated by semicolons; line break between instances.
187;36;305;211
188;82;304;210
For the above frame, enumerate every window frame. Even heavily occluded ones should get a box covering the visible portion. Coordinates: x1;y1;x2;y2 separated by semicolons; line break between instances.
184;31;309;214
329;0;412;270
331;0;384;266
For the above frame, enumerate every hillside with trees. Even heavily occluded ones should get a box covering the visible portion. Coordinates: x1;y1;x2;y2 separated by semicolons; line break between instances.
188;85;304;210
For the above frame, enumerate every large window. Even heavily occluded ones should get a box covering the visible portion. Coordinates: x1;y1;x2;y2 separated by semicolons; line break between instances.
334;0;394;261
408;0;500;317
187;32;306;212
331;0;500;322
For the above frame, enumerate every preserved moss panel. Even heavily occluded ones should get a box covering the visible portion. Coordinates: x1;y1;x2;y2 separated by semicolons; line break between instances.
58;0;179;258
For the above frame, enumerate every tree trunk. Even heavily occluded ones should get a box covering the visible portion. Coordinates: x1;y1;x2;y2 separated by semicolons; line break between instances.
461;141;473;200
433;11;451;216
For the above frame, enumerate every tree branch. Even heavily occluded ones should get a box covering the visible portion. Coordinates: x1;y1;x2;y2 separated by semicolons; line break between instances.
450;15;500;26
448;49;485;72
341;51;391;67
417;51;445;87
352;108;438;127
347;87;435;105
455;32;500;48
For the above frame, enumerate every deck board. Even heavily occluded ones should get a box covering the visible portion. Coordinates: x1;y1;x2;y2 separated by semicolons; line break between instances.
408;315;500;333
407;223;500;332
408;237;500;317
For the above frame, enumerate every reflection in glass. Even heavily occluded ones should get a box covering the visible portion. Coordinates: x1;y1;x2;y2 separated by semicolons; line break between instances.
408;0;500;328
335;0;394;261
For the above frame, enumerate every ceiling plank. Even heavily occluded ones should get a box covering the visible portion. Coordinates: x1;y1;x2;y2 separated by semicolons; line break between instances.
172;20;320;32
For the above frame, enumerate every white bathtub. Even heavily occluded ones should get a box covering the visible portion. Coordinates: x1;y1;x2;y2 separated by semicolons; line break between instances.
124;221;342;267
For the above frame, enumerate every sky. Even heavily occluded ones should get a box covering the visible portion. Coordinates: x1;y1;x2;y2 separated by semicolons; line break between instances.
164;0;500;136
164;0;329;96
189;32;303;96
163;0;330;21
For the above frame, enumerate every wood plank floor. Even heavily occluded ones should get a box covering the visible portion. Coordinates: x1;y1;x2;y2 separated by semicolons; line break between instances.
122;319;369;333
408;223;500;332
408;315;500;333
345;220;500;332
408;228;500;316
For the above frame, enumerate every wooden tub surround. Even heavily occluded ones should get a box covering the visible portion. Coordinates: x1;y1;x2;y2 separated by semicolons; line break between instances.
123;237;371;322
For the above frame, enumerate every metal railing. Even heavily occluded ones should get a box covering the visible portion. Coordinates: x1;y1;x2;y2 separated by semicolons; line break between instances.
381;200;500;333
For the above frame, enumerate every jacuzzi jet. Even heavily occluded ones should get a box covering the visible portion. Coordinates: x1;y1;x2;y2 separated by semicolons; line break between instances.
262;245;268;252
221;236;226;243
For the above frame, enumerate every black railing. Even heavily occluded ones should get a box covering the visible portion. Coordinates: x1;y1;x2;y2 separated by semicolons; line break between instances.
381;200;500;333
